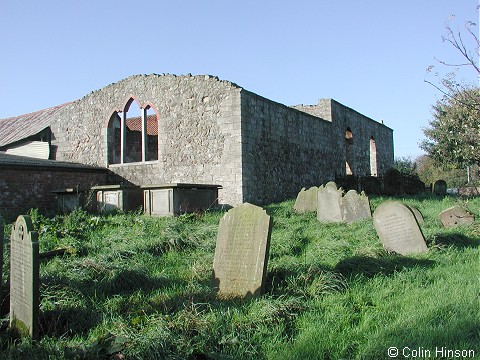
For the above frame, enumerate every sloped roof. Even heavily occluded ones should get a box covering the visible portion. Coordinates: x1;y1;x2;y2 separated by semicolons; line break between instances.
0;152;105;171
125;114;158;135
0;102;71;147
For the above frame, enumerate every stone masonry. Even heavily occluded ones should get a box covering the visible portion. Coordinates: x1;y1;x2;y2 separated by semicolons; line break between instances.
3;74;394;206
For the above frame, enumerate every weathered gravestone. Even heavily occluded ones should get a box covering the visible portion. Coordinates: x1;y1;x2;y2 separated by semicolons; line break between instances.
213;203;272;299
317;182;344;222
373;201;428;255
317;182;371;223
342;190;371;223
10;215;40;339
439;206;475;227
407;205;425;224
432;180;447;196
293;186;318;213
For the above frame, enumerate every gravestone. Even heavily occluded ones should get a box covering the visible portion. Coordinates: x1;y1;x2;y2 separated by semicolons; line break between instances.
407;205;425;224
317;182;344;222
213;203;272;299
342;190;371;223
293;186;318;213
10;215;40;339
432;180;447;196
373;201;428;255
439;206;475;227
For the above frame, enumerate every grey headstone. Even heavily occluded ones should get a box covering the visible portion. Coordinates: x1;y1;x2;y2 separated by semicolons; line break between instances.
293;186;318;213
373;201;428;255
317;182;344;222
9;215;40;339
342;190;371;223
439;206;475;227
407;205;424;224
213;203;272;299
433;180;447;196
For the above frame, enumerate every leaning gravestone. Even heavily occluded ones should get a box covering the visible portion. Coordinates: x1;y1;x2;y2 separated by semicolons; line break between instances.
432;180;447;196
439;206;475;227
342;190;371;223
407;205;425;224
317;182;344;222
10;215;40;339
373;201;428;255
293;186;318;213
213;203;272;299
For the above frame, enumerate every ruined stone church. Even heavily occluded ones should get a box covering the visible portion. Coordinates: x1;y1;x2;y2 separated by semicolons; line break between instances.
0;73;394;210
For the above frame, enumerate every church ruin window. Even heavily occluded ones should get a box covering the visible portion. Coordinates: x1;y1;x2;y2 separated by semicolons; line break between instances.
124;100;143;163
345;128;354;175
107;112;121;164
145;106;158;161
370;136;378;176
107;98;159;165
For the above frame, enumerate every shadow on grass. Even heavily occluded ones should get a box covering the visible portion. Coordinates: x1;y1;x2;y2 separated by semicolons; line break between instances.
102;269;175;295
364;305;480;358
266;262;338;296
40;307;100;338
335;256;435;278
430;232;480;249
37;270;185;339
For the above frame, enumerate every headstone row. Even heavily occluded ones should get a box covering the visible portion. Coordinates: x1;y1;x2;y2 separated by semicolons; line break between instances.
294;182;372;224
317;182;371;223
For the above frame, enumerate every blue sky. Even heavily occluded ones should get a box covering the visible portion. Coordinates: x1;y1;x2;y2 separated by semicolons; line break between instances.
1;0;478;159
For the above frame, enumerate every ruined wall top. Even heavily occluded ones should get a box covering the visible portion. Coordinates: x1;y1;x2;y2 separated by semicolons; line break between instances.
292;98;393;132
80;73;242;102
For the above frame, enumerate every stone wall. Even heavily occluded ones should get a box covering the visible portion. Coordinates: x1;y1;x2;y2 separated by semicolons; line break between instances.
327;99;394;176
37;74;393;207
244;96;394;204
49;74;244;206
241;91;334;204
0;165;107;220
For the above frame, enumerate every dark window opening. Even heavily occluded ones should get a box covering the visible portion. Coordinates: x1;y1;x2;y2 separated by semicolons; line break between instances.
345;128;354;175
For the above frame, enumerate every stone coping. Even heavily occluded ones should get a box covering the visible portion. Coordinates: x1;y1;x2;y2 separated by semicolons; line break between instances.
51;188;89;194
140;183;222;189
91;184;139;190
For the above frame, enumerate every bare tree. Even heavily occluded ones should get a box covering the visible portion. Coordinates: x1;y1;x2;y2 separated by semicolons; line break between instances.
424;11;480;108
421;9;480;182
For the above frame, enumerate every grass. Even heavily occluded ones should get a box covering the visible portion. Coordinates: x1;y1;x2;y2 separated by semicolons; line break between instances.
0;195;479;359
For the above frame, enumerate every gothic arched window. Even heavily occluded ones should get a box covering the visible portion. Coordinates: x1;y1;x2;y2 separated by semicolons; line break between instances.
107;98;159;165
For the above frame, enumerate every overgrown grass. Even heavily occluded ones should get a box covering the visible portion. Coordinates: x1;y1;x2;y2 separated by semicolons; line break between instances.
1;195;479;359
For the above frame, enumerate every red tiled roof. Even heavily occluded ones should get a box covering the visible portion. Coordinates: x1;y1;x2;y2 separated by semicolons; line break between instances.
0;103;72;147
125;114;158;136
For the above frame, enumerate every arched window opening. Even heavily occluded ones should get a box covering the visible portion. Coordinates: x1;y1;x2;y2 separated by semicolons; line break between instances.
345;128;354;175
124;100;142;163
106;98;159;165
145;106;158;161
370;136;378;177
107;112;121;164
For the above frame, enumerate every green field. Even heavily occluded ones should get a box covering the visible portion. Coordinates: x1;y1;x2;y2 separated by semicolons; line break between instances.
1;195;479;359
